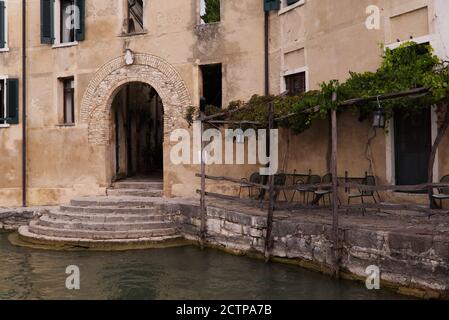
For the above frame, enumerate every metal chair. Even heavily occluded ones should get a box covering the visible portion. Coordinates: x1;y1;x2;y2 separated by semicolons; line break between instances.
305;175;322;205
432;174;449;208
290;170;312;203
348;175;378;204
239;172;261;200
274;173;288;202
347;175;378;215
314;173;333;206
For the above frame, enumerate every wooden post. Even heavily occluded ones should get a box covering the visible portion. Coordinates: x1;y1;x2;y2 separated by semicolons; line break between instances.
200;112;207;248
264;102;275;262
428;68;449;209
428;103;449;208
330;92;340;278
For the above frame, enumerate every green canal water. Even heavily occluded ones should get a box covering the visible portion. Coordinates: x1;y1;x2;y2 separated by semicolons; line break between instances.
0;231;406;300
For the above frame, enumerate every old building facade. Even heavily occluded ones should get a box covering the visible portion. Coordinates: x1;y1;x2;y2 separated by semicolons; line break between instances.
1;0;449;206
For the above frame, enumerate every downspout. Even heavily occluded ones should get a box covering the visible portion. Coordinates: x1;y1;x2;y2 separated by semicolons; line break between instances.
264;10;269;95
22;0;27;207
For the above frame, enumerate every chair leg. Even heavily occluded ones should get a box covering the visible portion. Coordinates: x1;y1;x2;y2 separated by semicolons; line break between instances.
361;196;366;216
239;187;242;199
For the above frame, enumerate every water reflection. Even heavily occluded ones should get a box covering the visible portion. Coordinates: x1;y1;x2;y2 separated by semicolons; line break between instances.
0;232;406;300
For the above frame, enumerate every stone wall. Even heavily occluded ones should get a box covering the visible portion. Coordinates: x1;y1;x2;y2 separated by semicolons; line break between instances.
178;204;449;299
0;207;48;230
2;200;448;299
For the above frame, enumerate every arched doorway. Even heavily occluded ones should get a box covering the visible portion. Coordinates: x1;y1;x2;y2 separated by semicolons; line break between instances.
112;82;164;181
80;53;192;196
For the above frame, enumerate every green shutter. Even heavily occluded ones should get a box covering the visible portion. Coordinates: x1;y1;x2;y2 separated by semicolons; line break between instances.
0;1;5;49
41;0;54;44
264;0;280;11
6;78;19;125
75;0;85;41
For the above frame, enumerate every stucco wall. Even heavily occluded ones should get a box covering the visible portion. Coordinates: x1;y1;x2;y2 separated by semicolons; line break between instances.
1;0;448;206
0;0;265;206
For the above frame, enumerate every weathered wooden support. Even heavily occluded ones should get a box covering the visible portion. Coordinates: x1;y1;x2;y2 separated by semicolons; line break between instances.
195;173;270;190
342;182;449;192
264;102;276;262
330;92;340;279
195;190;258;206
199;112;207;248
207;120;263;125
339;87;429;106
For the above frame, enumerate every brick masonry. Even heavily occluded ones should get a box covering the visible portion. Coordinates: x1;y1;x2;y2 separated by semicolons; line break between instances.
80;53;192;145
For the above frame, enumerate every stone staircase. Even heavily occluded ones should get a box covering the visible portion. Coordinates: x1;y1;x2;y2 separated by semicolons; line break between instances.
18;180;185;250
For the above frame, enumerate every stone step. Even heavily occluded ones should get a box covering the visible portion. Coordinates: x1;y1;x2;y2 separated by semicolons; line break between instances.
28;220;178;240
46;210;177;223
106;189;163;197
18;226;185;250
70;196;161;208
60;205;162;214
112;181;163;190
37;215;174;231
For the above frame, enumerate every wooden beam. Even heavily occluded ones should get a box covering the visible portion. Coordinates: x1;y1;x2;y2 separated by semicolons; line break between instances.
207;120;263;125
330;92;340;279
339;87;429;106
265;102;275;262
341;182;449;192
195;173;270;190
199;112;207;248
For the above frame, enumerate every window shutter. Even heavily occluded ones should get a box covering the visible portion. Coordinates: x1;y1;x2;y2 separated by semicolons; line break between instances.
41;0;54;44
6;78;19;124
264;0;280;12
0;1;5;49
75;0;85;41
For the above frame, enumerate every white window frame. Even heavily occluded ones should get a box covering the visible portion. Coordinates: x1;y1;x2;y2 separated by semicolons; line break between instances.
0;0;9;52
52;0;78;48
280;66;309;94
0;75;9;127
122;0;147;35
279;0;305;15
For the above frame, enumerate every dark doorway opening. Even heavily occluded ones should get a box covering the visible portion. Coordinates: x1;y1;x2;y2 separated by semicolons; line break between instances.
112;82;164;181
200;63;222;109
394;107;432;191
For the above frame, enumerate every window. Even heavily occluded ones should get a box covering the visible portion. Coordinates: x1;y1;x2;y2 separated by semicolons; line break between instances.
200;0;220;24
0;77;19;125
61;77;75;124
200;64;222;108
41;0;85;45
60;0;75;43
0;0;7;50
285;72;306;96
279;0;305;13
127;0;144;33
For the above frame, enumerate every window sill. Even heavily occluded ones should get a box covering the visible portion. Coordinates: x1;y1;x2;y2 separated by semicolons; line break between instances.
119;30;148;38
56;123;76;127
0;123;11;128
279;0;305;15
0;47;10;53
52;42;79;49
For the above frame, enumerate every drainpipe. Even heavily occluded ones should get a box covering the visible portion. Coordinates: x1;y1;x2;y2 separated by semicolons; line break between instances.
22;0;27;207
264;11;269;96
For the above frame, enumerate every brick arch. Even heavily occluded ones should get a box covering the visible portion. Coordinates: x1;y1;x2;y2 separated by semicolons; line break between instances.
80;54;192;145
